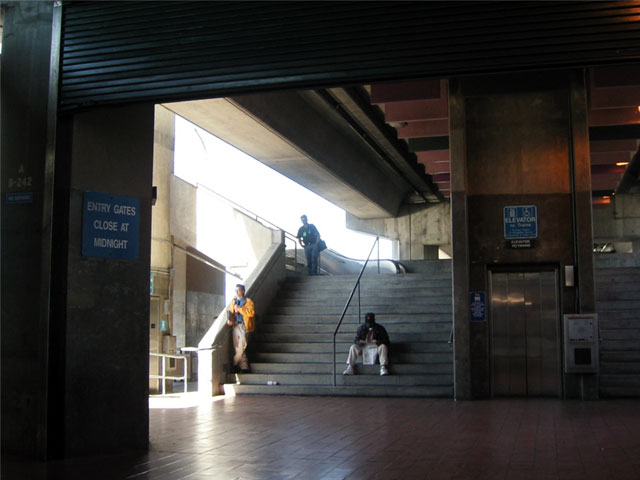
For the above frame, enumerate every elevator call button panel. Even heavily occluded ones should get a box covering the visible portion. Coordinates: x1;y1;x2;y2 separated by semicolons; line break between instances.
563;314;599;374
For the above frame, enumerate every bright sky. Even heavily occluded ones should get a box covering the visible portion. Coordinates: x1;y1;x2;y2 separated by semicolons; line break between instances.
174;115;393;259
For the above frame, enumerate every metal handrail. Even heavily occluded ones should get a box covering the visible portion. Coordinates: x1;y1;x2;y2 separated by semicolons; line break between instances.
149;352;189;395
332;236;380;386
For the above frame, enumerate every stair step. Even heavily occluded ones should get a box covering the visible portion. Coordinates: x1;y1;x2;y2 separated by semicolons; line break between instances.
259;323;451;334
600;329;640;341
599;362;640;375
595;300;640;311
224;384;453;397
248;363;453;374
600;349;640;363
595;262;640;399
284;272;450;283
272;296;452;307
283;285;451;294
263;314;452;324
251;332;450;343
236;267;455;398
280;286;452;297
599;374;640;387
252;352;453;364
251;342;452;354
227;372;452;387
269;304;453;315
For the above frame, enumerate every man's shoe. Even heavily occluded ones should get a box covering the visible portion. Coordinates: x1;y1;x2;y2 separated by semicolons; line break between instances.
380;366;389;376
342;365;355;375
240;367;251;374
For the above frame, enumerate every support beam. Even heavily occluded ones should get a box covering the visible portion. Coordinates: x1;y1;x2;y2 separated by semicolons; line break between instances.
165;90;422;219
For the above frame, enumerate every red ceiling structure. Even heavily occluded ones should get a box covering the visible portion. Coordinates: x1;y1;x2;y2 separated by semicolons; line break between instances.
369;66;640;204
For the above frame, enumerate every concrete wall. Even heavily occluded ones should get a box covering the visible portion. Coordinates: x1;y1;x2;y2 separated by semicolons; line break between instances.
185;253;226;348
593;194;640;245
172;249;187;347
181;184;280;287
151;106;175;271
346;202;451;261
170;176;197;247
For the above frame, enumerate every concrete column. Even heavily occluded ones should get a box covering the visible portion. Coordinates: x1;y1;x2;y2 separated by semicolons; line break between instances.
1;1;59;459
54;104;155;456
569;72;596;313
567;71;599;399
449;80;472;400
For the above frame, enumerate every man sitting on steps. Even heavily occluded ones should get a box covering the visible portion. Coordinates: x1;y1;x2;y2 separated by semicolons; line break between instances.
343;312;390;376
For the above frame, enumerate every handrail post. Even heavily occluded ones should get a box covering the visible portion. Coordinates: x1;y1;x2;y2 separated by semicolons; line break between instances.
333;336;336;387
161;356;166;395
358;282;361;323
331;236;380;387
183;357;188;393
377;239;380;274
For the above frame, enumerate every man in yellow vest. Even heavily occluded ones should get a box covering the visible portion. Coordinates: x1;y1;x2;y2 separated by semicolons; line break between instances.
227;284;255;373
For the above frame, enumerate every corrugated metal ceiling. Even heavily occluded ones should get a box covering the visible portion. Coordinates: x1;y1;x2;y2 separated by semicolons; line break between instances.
60;1;640;110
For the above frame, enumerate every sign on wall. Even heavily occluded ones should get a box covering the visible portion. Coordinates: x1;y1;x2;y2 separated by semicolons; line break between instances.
470;291;486;322
503;205;538;239
82;191;140;259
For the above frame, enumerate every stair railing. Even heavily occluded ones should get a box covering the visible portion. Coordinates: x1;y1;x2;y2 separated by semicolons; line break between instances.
332;236;380;386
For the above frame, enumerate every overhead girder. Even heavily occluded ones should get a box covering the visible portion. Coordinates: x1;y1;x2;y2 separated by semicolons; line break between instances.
165;88;440;219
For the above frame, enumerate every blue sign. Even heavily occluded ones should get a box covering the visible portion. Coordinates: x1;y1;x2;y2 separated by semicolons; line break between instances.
470;291;486;322
504;205;538;239
6;192;33;204
82;192;140;259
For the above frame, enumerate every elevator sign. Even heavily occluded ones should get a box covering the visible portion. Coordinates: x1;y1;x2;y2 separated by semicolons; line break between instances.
470;291;486;322
82;191;140;259
503;205;538;239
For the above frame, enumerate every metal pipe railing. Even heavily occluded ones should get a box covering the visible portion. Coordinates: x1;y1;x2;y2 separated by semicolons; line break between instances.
332;236;379;386
149;352;189;395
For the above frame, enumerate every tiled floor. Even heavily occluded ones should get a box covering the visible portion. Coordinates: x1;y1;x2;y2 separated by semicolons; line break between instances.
3;395;640;479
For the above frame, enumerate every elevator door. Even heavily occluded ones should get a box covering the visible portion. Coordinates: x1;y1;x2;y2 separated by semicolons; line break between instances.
490;270;561;397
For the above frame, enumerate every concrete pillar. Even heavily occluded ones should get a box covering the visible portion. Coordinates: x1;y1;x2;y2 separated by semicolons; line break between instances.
52;104;155;456
567;71;599;399
570;71;596;314
449;80;472;400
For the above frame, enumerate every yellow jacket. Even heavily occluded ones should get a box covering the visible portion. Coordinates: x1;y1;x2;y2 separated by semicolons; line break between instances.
229;297;256;333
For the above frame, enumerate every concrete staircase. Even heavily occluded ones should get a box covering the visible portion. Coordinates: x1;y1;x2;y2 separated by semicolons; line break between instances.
595;260;640;397
224;261;453;397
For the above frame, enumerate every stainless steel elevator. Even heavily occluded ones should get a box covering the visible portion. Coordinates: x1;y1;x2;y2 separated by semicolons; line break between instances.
490;270;561;397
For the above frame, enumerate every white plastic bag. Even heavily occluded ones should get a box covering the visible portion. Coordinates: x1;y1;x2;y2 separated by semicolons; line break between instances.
363;344;378;365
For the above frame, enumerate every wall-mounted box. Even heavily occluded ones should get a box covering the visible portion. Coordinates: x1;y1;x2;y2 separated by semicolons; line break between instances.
563;314;599;374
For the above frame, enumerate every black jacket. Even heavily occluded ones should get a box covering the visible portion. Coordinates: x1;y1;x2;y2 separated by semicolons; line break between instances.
354;323;390;347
